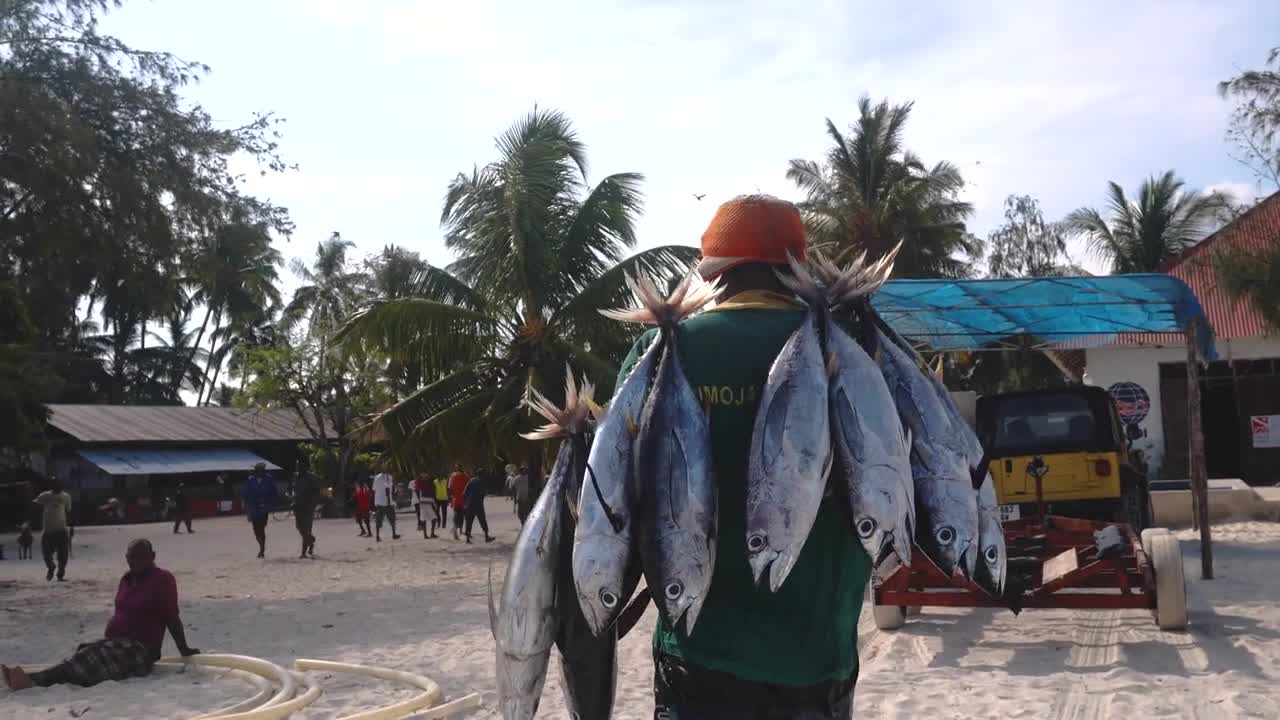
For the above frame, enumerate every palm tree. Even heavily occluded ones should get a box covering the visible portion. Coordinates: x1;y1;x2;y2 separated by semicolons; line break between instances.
185;220;283;396
1064;172;1231;273
143;297;210;397
336;108;700;472
282;233;363;338
787;95;977;278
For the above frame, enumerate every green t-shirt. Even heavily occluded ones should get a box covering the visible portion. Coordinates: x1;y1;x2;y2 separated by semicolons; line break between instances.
617;291;872;687
36;491;72;532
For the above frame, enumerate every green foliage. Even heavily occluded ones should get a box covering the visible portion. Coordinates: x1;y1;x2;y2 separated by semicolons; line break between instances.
986;195;1085;278
1064;172;1231;273
0;278;57;450
787;96;977;278
337;109;700;468
1216;242;1280;333
1;0;291;410
1219;47;1280;191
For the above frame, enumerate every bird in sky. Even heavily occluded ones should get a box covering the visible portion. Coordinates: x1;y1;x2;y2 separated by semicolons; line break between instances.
692;193;706;201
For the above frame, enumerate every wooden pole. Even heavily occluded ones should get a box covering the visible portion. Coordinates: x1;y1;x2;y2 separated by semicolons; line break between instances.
1185;320;1213;579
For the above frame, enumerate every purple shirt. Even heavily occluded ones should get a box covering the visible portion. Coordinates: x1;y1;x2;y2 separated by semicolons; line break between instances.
104;566;179;660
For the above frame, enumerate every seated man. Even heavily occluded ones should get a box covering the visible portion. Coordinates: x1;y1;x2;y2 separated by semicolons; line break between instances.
2;539;200;690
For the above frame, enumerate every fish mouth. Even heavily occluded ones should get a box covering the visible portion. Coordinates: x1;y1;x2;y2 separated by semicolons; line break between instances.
952;541;976;580
874;535;898;569
673;594;706;635
749;546;800;593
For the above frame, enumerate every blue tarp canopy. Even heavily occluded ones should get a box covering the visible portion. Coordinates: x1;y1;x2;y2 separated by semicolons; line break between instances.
874;274;1216;360
78;447;281;475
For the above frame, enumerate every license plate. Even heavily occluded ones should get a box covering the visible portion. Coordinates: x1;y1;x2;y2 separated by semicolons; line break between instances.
999;504;1021;521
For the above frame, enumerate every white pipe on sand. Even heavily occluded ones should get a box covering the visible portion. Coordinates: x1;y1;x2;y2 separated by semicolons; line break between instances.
294;658;480;720
159;654;320;720
152;662;273;718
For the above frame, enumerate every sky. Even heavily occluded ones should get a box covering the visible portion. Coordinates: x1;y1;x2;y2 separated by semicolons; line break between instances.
101;0;1279;293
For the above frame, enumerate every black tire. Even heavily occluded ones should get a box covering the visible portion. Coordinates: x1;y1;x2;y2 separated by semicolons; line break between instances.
1120;471;1151;531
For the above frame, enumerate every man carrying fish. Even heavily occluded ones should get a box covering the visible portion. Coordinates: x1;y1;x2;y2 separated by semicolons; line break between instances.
616;195;871;720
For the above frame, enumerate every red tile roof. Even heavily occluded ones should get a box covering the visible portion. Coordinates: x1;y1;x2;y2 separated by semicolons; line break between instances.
1097;191;1280;346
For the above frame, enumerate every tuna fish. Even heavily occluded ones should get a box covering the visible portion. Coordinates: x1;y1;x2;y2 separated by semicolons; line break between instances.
570;277;666;636
875;327;979;579
490;373;593;720
555;506;618;720
605;273;722;634
816;252;915;569
745;254;834;592
974;471;1006;596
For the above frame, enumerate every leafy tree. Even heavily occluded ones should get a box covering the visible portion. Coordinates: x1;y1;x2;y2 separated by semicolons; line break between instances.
1216;244;1280;332
986;195;1085;278
336;108;700;475
1219;47;1280;192
0;278;58;450
1;0;291;407
787;96;977;278
1064;172;1230;273
238;328;389;498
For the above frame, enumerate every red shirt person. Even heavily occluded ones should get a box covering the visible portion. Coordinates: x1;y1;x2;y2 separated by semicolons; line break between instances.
3;539;199;691
354;481;374;538
448;465;469;540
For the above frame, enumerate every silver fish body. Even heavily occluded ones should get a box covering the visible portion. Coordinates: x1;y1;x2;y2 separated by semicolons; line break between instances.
827;318;914;567
573;335;659;636
745;308;833;592
491;442;572;720
876;329;978;578
635;332;717;634
556;509;618;720
975;471;1007;596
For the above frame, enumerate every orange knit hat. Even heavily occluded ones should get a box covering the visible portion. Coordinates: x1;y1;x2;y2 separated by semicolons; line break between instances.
696;194;808;279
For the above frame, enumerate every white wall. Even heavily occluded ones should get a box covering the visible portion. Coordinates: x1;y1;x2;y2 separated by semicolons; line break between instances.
1085;337;1280;479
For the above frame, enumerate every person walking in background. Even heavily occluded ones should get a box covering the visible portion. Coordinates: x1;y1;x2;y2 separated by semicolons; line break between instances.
512;464;533;524
372;468;400;542
17;523;33;560
172;482;193;534
243;462;278;559
448;464;468;541
293;470;320;559
432;474;449;535
34;479;72;581
354;478;373;537
413;473;429;535
462;472;495;544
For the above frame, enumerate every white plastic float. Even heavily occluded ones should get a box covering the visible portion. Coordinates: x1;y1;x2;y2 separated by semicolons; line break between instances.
151;662;274;718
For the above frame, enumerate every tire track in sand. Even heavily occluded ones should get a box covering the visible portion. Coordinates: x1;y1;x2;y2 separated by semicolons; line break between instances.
1066;610;1123;668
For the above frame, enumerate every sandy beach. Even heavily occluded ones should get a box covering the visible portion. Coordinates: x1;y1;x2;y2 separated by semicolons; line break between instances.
2;501;1278;719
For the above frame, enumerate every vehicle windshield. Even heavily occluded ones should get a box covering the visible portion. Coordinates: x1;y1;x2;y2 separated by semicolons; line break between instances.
991;394;1098;451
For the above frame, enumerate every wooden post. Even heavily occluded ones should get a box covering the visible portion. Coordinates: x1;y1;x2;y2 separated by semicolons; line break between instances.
1185;320;1213;579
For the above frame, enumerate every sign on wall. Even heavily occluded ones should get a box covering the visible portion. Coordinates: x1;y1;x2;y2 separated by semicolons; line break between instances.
1251;415;1280;448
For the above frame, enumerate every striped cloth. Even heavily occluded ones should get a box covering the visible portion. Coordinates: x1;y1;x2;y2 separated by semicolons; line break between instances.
31;638;152;688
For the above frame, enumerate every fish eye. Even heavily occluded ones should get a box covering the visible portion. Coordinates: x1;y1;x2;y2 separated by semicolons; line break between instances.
856;518;877;539
746;533;767;553
664;582;683;600
935;526;956;546
985;546;998;563
599;589;618;608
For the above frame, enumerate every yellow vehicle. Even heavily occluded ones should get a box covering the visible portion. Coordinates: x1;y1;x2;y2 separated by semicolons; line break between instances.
976;386;1152;530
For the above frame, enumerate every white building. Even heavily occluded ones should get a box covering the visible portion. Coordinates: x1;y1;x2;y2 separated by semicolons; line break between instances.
1083;193;1280;484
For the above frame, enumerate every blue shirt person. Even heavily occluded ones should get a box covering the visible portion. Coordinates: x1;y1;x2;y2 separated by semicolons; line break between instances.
242;462;278;558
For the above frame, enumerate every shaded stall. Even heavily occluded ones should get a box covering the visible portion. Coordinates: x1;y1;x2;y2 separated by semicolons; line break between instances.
875;274;1217;579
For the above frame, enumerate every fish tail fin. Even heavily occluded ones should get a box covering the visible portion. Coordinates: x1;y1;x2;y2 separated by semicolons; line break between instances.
827;241;901;305
599;272;723;328
774;251;824;305
520;365;594;439
487;560;501;645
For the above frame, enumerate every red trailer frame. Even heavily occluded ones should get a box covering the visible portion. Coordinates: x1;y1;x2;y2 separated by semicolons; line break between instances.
875;515;1155;612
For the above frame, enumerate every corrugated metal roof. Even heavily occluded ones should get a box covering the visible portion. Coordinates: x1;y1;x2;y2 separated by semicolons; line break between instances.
48;405;322;444
77;447;282;475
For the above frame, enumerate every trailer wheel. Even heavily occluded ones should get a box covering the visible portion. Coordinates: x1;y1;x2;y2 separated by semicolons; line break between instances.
1148;533;1188;631
1140;527;1169;557
873;604;906;631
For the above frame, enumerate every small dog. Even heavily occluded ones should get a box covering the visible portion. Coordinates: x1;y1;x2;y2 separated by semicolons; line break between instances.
17;523;33;560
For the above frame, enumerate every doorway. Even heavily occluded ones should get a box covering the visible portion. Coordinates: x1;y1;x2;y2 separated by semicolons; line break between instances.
1200;376;1241;479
